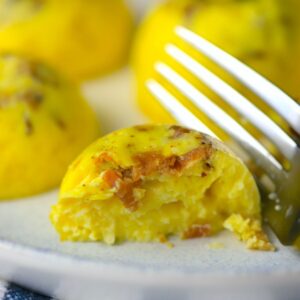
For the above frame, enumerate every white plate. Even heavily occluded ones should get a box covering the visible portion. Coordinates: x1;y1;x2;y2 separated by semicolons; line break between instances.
0;69;299;300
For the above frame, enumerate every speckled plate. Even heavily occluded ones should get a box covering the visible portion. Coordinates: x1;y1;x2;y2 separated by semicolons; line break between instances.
0;70;299;300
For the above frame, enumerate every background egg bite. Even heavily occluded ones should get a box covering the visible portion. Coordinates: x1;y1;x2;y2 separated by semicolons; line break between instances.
131;0;299;145
0;54;100;199
0;0;133;81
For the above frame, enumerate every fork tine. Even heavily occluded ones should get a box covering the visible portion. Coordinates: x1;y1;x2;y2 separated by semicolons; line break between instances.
146;80;216;137
154;62;284;181
175;26;300;135
166;44;298;161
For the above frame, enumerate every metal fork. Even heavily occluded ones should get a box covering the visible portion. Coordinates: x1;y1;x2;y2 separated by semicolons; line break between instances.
146;26;300;245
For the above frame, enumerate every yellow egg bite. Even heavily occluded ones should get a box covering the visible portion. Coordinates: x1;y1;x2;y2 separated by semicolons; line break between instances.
0;0;133;81
51;125;273;251
132;0;298;139
0;54;100;199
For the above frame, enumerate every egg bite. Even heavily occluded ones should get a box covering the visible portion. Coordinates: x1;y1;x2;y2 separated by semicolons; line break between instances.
0;0;133;81
51;125;273;251
0;54;99;199
132;0;296;139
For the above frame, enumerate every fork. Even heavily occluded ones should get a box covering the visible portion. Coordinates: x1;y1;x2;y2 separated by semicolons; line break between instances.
146;26;300;246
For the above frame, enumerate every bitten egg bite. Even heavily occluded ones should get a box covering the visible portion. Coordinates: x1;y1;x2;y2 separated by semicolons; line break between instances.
0;54;99;199
51;125;273;251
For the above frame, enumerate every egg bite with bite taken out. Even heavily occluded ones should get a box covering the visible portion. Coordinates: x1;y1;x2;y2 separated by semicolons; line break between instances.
51;124;274;251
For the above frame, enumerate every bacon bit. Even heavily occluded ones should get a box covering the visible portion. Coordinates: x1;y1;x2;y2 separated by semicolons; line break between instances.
169;125;192;138
133;152;166;176
94;152;114;166
120;167;134;179
160;155;180;171
133;144;213;177
185;147;211;161
102;169;121;188
176;146;213;171
133;152;178;176
102;169;140;211
100;141;213;212
115;180;141;211
182;224;211;239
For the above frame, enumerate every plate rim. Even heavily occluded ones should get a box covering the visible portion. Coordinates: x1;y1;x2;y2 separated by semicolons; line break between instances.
1;236;300;288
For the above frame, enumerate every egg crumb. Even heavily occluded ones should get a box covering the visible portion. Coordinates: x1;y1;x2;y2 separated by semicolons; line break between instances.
224;214;275;251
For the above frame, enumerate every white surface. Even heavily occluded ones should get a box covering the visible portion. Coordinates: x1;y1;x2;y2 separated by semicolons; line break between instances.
126;0;163;18
0;69;299;300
